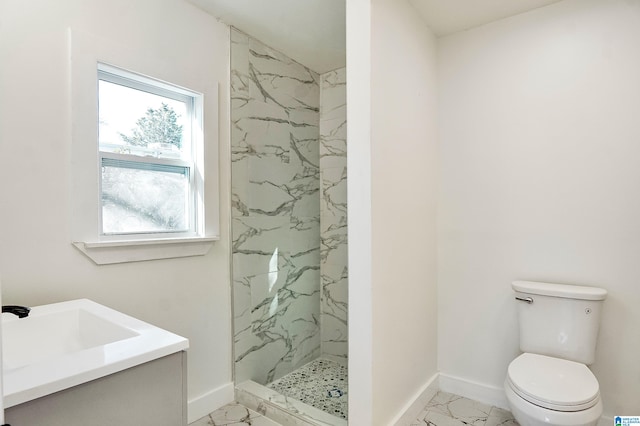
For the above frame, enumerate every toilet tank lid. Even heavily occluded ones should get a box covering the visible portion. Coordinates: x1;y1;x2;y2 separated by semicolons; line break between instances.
512;281;607;300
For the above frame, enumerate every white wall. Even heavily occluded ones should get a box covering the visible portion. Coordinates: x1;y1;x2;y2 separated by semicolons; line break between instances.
346;0;373;422
438;0;640;415
0;0;232;420
370;1;438;421
347;0;439;423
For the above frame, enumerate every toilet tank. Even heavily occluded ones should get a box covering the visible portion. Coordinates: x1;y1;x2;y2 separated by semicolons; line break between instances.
512;281;607;365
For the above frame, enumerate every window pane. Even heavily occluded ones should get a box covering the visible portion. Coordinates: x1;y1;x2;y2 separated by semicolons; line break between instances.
101;163;190;234
99;79;188;160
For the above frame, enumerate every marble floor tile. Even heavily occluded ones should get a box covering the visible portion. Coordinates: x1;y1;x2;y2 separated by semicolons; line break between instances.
193;391;518;426
425;391;492;425
412;391;519;426
485;407;519;426
189;402;282;426
418;409;477;426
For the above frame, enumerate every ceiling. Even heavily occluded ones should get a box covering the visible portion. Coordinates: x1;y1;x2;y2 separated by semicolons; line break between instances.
187;0;564;74
187;0;346;74
409;0;564;36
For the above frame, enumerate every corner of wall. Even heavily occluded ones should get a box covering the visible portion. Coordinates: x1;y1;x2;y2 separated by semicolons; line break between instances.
390;373;439;426
188;382;235;424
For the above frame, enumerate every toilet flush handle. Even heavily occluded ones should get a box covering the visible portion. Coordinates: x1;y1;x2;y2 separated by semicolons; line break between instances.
515;296;534;304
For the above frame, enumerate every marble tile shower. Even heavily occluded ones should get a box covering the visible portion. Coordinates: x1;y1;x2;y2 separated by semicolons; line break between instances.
230;29;348;423
231;28;322;385
319;69;348;361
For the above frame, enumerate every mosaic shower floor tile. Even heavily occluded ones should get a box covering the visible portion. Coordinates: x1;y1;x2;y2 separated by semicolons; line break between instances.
267;358;348;420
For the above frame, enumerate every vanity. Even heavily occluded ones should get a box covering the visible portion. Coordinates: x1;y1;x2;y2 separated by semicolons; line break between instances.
1;299;189;426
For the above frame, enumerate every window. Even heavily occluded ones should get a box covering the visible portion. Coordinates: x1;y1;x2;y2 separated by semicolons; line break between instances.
70;30;219;264
97;64;202;239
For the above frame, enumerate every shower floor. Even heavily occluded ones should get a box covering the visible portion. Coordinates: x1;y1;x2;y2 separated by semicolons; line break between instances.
267;358;348;420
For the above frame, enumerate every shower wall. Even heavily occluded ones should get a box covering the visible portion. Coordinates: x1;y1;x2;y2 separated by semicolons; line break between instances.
231;28;322;384
319;69;348;360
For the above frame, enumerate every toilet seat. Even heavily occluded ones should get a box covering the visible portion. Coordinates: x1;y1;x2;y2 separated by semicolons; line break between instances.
507;353;600;412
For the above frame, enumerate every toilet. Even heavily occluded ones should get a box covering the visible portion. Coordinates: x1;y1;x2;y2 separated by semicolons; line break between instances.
505;281;607;426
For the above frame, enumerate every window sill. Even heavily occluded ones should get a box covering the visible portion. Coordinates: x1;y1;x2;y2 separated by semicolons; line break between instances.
73;236;219;265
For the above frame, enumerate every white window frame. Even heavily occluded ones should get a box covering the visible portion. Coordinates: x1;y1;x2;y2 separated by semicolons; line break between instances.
97;63;201;240
69;29;219;265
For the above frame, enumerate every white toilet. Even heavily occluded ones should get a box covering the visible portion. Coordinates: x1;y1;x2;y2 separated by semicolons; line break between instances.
505;280;607;426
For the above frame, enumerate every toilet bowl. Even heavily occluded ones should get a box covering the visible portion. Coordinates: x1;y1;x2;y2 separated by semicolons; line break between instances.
505;353;603;426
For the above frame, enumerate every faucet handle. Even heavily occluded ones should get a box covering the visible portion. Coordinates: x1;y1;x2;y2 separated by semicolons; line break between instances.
2;305;31;318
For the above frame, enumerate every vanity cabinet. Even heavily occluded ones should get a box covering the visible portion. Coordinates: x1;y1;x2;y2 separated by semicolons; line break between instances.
5;351;187;426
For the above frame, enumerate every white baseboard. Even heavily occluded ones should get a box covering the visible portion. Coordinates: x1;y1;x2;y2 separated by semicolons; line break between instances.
438;373;510;410
438;373;616;425
391;373;439;426
391;372;508;424
187;382;235;424
229;372;614;426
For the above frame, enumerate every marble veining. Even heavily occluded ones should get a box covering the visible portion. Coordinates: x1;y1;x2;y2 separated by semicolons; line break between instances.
319;68;348;360
411;391;519;426
231;27;321;386
237;380;347;426
231;29;349;425
189;402;280;426
196;391;515;426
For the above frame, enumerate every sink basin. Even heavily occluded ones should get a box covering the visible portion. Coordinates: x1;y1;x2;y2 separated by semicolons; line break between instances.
2;299;188;408
3;308;138;370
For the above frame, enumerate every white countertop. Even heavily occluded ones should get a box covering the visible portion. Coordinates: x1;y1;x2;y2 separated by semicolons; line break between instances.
2;299;188;408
